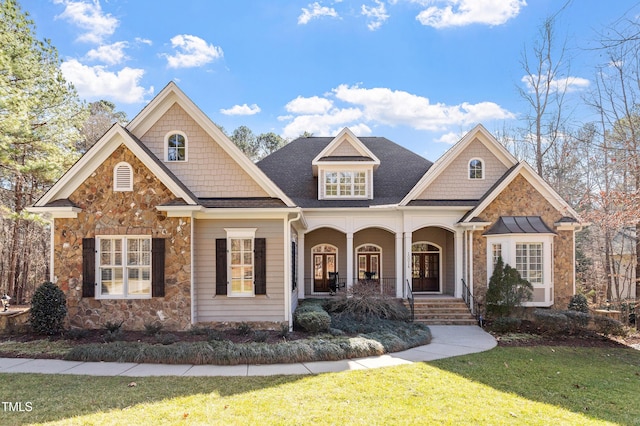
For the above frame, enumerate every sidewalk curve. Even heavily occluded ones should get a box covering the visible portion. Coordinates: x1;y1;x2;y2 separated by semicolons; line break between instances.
0;325;496;377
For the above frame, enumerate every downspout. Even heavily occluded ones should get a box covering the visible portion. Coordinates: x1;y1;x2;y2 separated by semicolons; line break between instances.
49;217;55;283
286;212;302;330
468;226;475;310
190;213;195;326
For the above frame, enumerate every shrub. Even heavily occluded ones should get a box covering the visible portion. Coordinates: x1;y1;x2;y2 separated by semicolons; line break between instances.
592;315;626;337
189;325;211;335
64;328;90;340
567;294;589;313
486;257;533;318
532;309;570;335
295;310;331;333
104;321;124;333
158;333;178;345
207;329;227;342
323;282;410;321
277;323;290;338
103;329;124;342
491;317;522;333
144;322;164;335
30;282;67;335
563;310;591;333
254;330;269;342
235;322;253;336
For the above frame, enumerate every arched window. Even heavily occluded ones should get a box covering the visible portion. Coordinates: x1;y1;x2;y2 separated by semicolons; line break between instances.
356;244;381;280
165;131;187;162
113;162;133;192
469;158;483;179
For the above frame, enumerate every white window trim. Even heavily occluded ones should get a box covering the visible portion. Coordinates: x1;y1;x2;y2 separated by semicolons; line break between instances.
225;228;257;298
469;158;484;180
485;234;554;307
319;167;370;200
164;130;188;162
113;162;133;192
96;235;152;300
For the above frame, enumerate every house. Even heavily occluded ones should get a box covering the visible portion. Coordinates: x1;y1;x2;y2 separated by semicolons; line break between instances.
28;82;584;330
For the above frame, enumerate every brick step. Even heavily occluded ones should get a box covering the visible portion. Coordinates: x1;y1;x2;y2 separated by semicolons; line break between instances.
405;298;476;325
415;318;479;326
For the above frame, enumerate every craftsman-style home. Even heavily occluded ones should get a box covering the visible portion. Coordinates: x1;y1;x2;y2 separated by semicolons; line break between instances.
29;82;583;330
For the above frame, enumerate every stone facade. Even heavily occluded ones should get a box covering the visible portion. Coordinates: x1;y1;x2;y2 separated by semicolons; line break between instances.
53;144;191;331
472;174;574;309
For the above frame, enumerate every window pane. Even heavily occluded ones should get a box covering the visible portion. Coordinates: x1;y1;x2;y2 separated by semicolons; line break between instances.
231;252;241;265
100;252;111;266
128;267;150;295
101;268;123;295
243;239;252;251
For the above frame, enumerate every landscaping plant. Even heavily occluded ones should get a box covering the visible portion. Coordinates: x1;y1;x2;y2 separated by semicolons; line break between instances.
29;282;67;335
486;257;533;317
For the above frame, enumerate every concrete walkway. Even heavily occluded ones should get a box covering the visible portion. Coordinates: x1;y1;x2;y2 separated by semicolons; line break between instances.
0;325;496;377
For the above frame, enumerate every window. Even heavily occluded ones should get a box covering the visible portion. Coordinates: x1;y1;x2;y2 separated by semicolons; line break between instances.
97;236;151;298
516;243;543;285
357;244;381;280
469;159;483;179
324;171;367;198
165;132;187;162
492;243;502;267
215;229;266;297
113;162;133;192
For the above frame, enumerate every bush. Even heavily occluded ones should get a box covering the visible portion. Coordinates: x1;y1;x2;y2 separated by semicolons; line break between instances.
592;315;626;337
158;333;178;345
323;282;410;321
568;294;589;313
30;282;67;335
295;310;331;333
144;322;164;335
532;310;570;335
491;317;522;333
486;258;533;318
104;321;124;333
254;330;269;342
64;328;90;340
235;322;253;336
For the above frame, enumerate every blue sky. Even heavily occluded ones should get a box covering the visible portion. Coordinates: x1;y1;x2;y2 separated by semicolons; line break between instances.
20;0;640;159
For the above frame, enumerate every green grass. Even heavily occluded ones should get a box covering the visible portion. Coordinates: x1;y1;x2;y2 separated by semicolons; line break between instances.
0;339;73;357
1;346;639;425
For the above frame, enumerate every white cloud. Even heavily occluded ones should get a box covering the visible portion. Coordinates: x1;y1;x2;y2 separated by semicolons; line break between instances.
298;2;339;25
520;74;590;94
415;0;526;28
285;96;333;114
279;84;515;138
163;35;223;69
54;0;119;43
85;41;128;65
220;104;262;116
60;59;152;104
135;37;153;46
436;131;463;144
361;0;390;31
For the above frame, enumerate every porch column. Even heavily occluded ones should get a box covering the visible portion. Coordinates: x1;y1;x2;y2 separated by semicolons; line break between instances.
346;232;354;289
298;233;305;300
454;229;463;298
404;232;412;296
395;232;403;298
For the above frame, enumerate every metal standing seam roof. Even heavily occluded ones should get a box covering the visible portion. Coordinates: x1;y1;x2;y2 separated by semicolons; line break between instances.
483;216;556;235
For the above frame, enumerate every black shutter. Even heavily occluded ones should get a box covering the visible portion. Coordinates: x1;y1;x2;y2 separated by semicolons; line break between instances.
254;238;266;295
82;238;95;297
216;239;227;295
151;238;165;297
291;241;297;290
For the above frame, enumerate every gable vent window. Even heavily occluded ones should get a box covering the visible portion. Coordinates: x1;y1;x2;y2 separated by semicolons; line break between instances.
113;162;133;192
165;131;187;162
469;158;484;180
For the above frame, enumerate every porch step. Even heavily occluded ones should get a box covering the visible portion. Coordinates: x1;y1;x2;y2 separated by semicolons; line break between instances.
406;298;478;326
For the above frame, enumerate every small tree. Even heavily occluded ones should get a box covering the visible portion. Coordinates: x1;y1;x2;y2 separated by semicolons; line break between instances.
30;282;67;335
486;257;533;317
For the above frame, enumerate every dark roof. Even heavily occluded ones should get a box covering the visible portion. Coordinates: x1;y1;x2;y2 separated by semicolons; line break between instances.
257;137;433;207
484;216;555;235
43;199;79;208
317;156;374;162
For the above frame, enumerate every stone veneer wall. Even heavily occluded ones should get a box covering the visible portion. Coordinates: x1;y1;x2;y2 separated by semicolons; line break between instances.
54;144;191;330
472;175;574;309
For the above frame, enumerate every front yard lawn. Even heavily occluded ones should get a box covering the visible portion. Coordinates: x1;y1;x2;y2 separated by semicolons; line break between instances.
1;346;638;425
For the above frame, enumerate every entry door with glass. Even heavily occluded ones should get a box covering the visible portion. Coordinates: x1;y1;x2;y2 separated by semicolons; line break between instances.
313;245;337;293
411;242;440;292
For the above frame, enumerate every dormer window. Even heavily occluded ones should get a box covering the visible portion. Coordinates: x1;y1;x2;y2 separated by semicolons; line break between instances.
324;171;367;198
469;158;483;179
165;131;187;162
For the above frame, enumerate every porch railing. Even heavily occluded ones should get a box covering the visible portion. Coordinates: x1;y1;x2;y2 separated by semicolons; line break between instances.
405;279;414;322
303;277;396;297
461;278;483;326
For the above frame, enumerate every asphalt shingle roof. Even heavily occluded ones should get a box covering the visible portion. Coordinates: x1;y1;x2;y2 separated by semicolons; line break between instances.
257;137;433;208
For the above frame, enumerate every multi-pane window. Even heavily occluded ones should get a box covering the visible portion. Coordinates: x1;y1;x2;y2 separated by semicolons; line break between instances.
516;243;543;285
98;237;151;298
469;159;483;179
230;237;254;295
324;171;367;197
492;243;502;266
167;133;186;161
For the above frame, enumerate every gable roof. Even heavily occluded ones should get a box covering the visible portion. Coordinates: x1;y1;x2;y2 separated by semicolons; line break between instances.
460;162;581;223
257;136;432;208
311;128;380;175
400;124;518;205
32;124;198;208
126;82;295;207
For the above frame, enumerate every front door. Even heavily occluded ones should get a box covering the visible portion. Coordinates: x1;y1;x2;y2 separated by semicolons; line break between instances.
358;253;379;280
313;253;336;293
412;252;440;292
